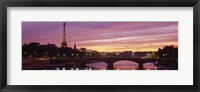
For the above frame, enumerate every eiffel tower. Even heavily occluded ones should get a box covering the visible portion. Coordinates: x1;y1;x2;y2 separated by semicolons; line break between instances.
61;22;67;48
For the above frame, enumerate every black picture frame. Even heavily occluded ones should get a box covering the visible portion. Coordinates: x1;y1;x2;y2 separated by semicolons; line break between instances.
0;0;199;92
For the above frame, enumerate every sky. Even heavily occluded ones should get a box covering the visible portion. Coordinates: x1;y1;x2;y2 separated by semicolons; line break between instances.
22;22;178;52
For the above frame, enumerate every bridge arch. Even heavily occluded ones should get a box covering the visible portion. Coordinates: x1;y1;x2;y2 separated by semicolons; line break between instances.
113;60;139;70
85;60;108;70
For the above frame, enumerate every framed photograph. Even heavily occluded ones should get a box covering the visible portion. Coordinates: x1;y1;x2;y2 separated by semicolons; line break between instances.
0;0;199;92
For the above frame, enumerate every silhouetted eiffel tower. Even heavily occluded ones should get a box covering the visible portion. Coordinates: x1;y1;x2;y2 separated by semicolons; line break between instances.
61;22;67;48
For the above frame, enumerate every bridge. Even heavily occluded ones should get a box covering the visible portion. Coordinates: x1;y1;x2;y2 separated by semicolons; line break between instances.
53;58;178;70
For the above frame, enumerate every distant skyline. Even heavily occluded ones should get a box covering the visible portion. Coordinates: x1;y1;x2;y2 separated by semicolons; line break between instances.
22;22;178;52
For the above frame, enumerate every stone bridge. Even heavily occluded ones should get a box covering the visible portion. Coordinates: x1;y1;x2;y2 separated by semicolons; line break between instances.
71;58;177;70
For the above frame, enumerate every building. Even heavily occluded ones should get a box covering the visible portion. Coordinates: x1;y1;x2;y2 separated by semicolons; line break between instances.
157;45;178;59
120;51;133;58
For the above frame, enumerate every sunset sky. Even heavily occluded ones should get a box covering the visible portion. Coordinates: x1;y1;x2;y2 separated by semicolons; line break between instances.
22;22;178;52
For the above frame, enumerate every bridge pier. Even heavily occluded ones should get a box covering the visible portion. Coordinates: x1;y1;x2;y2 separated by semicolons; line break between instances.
138;63;143;70
107;64;113;70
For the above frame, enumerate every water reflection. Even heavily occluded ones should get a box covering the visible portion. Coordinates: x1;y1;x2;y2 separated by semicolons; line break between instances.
86;60;107;70
143;62;156;70
113;60;139;70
